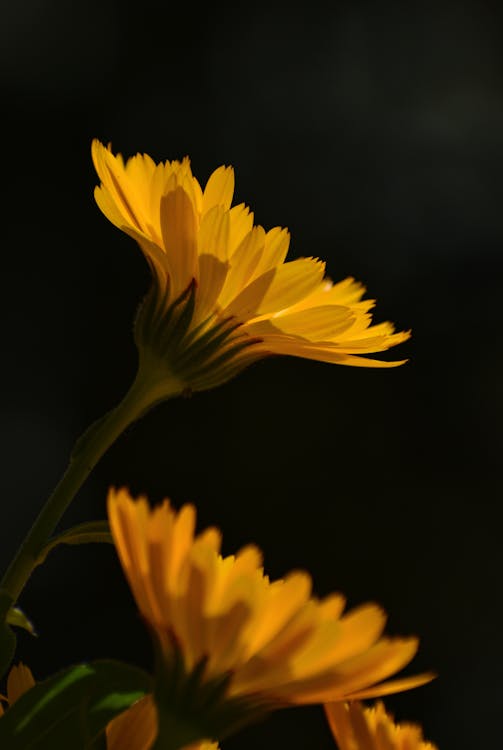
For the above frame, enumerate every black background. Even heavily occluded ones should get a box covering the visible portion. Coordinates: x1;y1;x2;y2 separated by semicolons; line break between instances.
1;1;502;747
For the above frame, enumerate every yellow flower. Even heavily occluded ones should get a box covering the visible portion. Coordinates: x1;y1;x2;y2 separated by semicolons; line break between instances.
325;700;438;750
108;487;432;726
106;694;218;750
92;141;410;394
0;663;35;717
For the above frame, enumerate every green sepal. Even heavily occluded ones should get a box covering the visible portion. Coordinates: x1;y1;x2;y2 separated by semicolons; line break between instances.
152;645;270;750
0;659;152;749
35;521;113;568
0;590;16;681
134;277;263;396
6;606;37;637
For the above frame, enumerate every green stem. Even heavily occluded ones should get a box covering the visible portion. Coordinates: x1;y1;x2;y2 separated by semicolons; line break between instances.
0;370;182;604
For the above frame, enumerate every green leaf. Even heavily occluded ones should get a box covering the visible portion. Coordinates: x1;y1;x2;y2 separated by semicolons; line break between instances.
36;522;113;567
0;590;16;681
6;606;37;636
0;659;152;749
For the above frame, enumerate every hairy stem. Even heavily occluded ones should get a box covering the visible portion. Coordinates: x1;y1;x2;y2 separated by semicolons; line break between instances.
0;371;182;604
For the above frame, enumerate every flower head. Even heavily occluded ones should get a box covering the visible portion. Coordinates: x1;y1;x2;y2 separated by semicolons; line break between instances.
92;141;410;394
325;700;438;750
108;488;432;728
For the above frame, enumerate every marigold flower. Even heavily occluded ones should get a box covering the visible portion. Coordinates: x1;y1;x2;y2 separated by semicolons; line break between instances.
92;141;410;394
106;694;218;750
108;488;432;729
325;700;438;750
0;663;35;717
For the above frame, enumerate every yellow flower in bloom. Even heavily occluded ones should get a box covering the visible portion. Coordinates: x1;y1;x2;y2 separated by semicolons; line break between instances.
108;488;432;722
92;141;410;393
325;700;438;750
106;694;218;750
0;663;35;717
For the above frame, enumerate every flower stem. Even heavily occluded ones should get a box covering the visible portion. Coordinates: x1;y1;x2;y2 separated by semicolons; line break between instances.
0;371;182;605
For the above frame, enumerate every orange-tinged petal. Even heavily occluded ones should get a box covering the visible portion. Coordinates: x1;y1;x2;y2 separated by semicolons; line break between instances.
108;490;429;717
325;701;439;750
106;695;157;750
342;672;436;701
347;702;375;750
7;663;35;705
287;638;419;704
292;605;387;678
242;572;312;657
167;504;197;587
324;701;355;750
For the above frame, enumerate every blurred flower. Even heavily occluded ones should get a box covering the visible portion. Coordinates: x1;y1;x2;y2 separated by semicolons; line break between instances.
92;141;410;393
106;694;218;750
0;663;35;717
325;700;438;750
108;487;432;727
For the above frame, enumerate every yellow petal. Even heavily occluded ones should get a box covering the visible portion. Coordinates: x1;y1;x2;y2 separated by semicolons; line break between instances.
324;277;367;305
253;227;290;275
216;226;266;308
224;258;325;320
203;165;235;213
198;205;230;262
228;203;254;254
123;152;157;221
249;336;409;368
245;305;355;340
194;254;229;322
283;277;369;315
332;329;411;353
94;184;133;232
91;141;146;233
159;186;198;297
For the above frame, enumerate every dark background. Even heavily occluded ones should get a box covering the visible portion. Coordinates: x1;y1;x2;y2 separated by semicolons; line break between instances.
1;0;502;747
